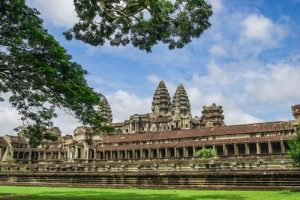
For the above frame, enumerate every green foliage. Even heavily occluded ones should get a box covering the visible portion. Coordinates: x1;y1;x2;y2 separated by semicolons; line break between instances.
288;124;300;166
195;148;216;159
64;0;213;52
0;0;113;146
0;186;300;200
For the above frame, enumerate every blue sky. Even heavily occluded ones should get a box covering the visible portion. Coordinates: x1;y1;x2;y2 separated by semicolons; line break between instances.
1;0;300;135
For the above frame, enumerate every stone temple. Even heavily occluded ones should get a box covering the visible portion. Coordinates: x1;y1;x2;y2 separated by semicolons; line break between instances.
0;81;300;188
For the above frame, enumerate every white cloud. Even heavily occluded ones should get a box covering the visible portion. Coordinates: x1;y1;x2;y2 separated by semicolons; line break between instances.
107;90;152;122
27;0;77;28
207;0;224;14
245;63;300;103
209;44;227;57
241;14;286;46
147;74;161;85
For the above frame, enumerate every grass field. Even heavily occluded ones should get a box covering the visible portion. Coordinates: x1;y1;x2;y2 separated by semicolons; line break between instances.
0;186;300;200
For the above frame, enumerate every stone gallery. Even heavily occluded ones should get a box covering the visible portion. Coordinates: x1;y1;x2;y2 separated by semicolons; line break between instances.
0;81;300;189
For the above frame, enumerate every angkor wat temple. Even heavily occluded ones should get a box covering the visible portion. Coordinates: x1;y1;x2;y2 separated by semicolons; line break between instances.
1;81;300;189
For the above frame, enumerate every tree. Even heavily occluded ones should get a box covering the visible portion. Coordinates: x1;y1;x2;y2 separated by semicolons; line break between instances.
195;148;216;159
64;0;213;52
0;0;113;147
288;124;300;166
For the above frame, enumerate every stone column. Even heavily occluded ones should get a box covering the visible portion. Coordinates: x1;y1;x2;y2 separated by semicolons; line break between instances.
234;144;238;155
192;146;196;157
223;144;228;156
183;147;187;157
58;151;61;160
74;145;78;159
280;141;285;154
174;148;177;158
245;143;250;155
43;151;46;160
148;149;151;159
268;142;273;154
256;143;261;155
165;148;169;158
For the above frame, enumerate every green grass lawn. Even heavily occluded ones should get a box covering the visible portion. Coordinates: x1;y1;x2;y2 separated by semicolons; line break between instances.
0;186;300;200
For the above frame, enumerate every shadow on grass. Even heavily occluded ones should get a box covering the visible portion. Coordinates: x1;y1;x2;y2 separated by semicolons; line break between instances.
0;191;245;200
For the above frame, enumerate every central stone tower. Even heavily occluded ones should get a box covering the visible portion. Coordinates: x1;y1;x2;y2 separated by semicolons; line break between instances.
171;83;192;129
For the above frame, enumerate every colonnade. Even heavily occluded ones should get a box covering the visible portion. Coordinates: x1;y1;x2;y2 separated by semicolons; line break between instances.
96;141;288;161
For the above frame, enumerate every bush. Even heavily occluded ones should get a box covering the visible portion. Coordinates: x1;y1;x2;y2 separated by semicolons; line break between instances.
195;148;216;159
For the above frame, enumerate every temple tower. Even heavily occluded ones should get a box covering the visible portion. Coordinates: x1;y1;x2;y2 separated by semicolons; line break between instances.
171;84;192;129
151;81;172;117
200;103;225;128
292;104;300;124
98;96;113;123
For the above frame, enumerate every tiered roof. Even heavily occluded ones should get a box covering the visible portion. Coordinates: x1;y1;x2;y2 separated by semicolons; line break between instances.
151;81;171;117
172;83;191;116
98;96;113;123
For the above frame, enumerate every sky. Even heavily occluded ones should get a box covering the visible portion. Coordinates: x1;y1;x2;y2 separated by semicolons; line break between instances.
1;0;300;135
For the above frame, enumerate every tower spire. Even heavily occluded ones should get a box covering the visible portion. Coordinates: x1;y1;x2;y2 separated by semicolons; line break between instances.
98;96;113;123
151;80;171;117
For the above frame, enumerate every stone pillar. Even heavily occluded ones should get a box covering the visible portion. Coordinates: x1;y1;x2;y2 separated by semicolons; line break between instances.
58;151;61;160
192;146;196;157
280;141;285;154
43;151;46;160
256;143;261;155
234;144;238;155
223;144;228;156
174;148;177;158
165;148;169;158
245;143;250;155
183;147;187;157
140;149;143;159
125;150;128;160
268;142;273;154
148;149;151;159
157;149;160;158
74;145;78;159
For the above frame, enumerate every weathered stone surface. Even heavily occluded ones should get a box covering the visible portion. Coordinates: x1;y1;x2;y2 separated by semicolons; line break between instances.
98;96;113;123
152;80;172;117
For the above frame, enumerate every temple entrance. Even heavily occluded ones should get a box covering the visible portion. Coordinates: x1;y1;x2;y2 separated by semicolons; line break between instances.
237;144;245;155
187;147;194;157
169;148;175;158
226;144;234;156
177;148;184;157
160;148;166;158
249;143;257;155
216;145;223;156
272;142;281;154
260;143;269;154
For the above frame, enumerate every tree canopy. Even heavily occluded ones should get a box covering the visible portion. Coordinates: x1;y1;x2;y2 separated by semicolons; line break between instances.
288;124;300;166
64;0;213;52
0;0;113;147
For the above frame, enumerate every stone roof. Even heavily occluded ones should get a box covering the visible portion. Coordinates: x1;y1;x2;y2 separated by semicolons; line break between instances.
151;81;171;117
8;136;27;144
101;121;294;144
97;135;293;151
